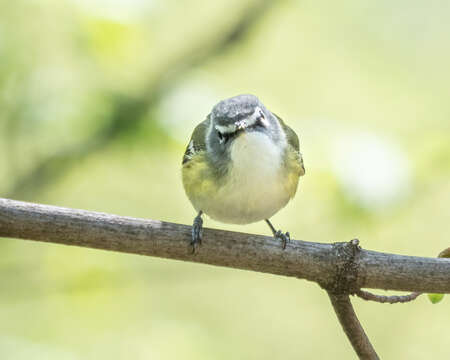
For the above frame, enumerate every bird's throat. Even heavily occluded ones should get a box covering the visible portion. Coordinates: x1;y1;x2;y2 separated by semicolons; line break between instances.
229;131;283;176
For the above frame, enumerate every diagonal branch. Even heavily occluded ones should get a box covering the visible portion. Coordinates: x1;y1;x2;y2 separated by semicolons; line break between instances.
328;293;379;359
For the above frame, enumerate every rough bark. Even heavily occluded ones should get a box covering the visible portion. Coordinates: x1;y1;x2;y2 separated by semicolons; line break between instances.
1;198;449;359
1;198;448;294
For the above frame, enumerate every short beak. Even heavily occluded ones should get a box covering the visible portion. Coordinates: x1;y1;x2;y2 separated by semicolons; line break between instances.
234;119;247;130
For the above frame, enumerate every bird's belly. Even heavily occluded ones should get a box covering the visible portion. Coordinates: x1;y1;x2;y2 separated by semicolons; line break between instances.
205;173;291;224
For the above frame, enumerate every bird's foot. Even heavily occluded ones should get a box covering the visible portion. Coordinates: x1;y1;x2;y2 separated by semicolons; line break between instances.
274;230;290;250
264;219;290;250
191;211;203;253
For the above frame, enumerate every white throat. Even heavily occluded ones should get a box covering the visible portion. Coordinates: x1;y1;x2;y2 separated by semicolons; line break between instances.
206;131;289;224
229;131;283;174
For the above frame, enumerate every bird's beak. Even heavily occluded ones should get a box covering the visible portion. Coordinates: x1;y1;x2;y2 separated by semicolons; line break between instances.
234;119;248;130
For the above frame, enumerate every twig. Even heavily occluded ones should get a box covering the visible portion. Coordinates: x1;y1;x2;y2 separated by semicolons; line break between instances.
355;289;422;304
328;293;379;359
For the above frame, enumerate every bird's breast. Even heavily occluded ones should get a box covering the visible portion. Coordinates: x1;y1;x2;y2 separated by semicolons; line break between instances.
208;132;293;224
228;131;283;186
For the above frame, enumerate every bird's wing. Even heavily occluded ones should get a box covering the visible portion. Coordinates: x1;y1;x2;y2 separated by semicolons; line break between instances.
274;114;305;176
182;116;210;165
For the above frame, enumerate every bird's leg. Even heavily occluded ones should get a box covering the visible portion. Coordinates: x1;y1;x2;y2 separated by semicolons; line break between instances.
265;219;290;250
191;210;203;253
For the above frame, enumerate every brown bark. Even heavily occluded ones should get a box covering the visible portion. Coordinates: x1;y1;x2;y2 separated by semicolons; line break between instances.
1;198;449;358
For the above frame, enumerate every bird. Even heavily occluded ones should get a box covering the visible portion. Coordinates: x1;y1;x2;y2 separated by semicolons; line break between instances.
182;94;305;252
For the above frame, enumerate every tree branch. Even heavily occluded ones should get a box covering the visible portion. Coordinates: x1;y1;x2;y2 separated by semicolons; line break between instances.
1;197;449;359
328;293;379;359
0;198;449;294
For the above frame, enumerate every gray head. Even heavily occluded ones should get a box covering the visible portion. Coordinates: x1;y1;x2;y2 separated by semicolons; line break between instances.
206;94;285;160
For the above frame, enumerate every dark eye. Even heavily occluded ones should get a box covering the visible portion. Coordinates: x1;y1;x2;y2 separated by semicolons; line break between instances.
256;110;268;127
217;131;228;144
217;131;223;141
217;131;233;144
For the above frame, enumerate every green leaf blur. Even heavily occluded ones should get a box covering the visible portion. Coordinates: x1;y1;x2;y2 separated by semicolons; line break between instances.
1;0;449;359
428;293;445;304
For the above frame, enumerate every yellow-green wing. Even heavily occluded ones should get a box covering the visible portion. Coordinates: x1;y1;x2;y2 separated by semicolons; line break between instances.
182;116;210;165
274;114;305;176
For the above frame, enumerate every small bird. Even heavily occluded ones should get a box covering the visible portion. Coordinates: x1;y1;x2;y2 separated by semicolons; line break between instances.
182;94;305;251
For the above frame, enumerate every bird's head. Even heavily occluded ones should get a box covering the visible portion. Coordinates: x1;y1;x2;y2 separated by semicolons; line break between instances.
206;94;285;159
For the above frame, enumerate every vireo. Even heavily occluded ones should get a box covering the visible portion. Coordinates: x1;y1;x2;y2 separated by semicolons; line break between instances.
182;94;305;251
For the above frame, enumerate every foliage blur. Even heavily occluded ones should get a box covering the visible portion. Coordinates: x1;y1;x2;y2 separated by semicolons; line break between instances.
1;0;449;358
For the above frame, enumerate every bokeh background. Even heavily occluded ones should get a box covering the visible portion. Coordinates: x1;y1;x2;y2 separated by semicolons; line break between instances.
1;0;449;358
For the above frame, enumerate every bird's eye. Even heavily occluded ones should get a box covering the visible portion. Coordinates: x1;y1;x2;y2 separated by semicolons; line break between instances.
257;110;269;127
218;131;231;144
217;131;225;144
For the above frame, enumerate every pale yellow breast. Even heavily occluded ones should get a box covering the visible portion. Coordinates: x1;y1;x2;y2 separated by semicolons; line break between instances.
183;132;300;224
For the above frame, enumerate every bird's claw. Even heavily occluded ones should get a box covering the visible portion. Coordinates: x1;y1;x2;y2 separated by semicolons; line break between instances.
191;214;203;253
275;230;290;250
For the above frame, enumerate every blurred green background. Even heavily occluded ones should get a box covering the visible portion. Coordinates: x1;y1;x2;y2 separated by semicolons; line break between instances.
1;0;449;358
